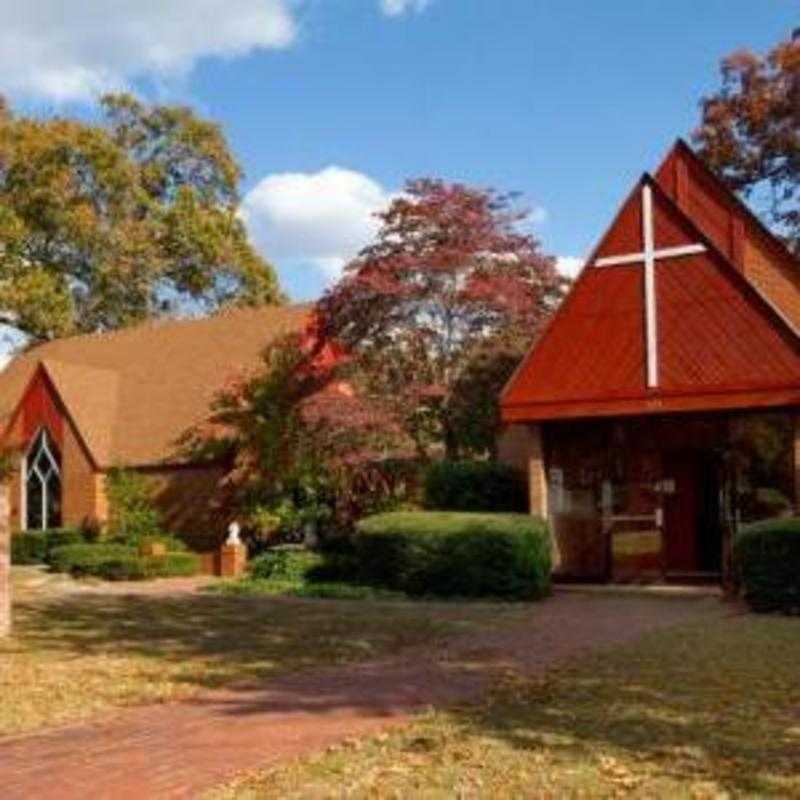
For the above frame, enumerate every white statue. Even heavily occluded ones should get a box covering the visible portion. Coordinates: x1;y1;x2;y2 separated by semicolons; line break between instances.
226;520;242;546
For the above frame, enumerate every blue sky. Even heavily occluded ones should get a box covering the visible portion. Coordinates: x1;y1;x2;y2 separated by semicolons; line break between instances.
3;0;796;301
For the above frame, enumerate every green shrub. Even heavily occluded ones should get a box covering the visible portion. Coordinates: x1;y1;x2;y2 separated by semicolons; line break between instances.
44;528;87;552
353;512;551;599
305;552;361;583
49;543;200;581
135;533;188;552
733;518;800;613
141;552;200;579
105;468;162;543
423;461;527;513
11;532;48;564
11;528;87;565
49;543;134;575
248;547;323;581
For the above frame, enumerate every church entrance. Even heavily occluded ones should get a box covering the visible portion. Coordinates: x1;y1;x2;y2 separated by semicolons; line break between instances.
544;410;793;584
662;450;723;579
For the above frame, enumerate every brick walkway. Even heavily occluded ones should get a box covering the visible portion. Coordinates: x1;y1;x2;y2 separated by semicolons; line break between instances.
0;591;724;799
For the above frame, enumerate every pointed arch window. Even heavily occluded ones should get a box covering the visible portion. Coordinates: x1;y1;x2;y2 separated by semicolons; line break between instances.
25;428;62;530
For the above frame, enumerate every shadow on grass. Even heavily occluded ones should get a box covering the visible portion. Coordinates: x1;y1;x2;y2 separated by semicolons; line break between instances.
15;586;789;798
13;588;526;699
443;615;800;797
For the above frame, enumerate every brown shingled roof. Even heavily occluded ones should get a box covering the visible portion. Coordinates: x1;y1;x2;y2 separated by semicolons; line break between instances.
0;305;310;467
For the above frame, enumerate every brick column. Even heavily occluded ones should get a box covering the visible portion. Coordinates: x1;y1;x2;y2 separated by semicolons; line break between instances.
528;424;548;519
220;542;247;578
0;483;11;638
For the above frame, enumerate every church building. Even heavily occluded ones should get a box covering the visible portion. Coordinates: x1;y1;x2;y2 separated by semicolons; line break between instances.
500;141;800;583
0;305;310;547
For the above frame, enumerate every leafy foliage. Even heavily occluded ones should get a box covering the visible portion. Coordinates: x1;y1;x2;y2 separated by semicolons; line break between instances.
446;334;530;457
734;518;800;613
0;93;281;342
695;32;800;252
49;542;199;581
248;547;324;582
49;543;134;574
318;178;566;458
352;512;551;598
11;528;88;565
423;460;527;513
190;330;414;543
105;468;163;544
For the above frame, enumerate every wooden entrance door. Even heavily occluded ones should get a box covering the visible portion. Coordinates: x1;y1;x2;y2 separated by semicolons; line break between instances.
662;452;699;573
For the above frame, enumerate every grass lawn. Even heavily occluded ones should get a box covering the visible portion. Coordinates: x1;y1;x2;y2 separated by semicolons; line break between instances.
218;613;800;799
0;567;528;738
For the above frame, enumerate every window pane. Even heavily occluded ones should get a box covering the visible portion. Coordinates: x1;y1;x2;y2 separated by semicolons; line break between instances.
46;472;62;529
26;474;43;530
25;428;63;530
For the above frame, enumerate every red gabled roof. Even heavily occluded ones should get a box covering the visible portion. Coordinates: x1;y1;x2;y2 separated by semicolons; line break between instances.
501;143;800;423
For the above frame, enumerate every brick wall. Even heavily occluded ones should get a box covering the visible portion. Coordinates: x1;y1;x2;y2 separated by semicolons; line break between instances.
143;464;228;549
497;423;548;518
61;422;101;527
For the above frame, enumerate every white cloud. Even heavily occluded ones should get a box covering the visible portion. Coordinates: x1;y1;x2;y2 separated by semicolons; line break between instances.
556;256;584;278
241;166;393;283
380;0;432;17
528;206;548;226
0;0;297;102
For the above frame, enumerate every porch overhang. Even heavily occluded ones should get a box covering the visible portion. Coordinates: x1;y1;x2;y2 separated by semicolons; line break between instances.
501;384;800;424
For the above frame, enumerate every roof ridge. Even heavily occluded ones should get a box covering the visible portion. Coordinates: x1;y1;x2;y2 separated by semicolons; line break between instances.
643;171;800;342
668;138;800;270
18;302;309;356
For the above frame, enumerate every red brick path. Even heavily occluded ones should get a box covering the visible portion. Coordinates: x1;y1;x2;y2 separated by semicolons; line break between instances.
0;591;724;799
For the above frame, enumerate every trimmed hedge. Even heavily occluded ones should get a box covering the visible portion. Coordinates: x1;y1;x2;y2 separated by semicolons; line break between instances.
353;512;551;599
733;518;800;613
423;461;527;513
11;528;87;565
49;543;200;581
249;547;324;581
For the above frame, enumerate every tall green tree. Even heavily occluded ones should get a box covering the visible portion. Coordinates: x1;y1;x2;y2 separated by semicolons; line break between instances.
694;31;800;252
0;94;281;342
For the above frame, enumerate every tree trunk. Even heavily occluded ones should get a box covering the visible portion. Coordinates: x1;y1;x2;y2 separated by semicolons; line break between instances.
0;483;10;638
442;416;460;462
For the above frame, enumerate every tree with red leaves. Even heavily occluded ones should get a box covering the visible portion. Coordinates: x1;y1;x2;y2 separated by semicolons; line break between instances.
694;31;800;252
318;178;566;459
185;329;413;542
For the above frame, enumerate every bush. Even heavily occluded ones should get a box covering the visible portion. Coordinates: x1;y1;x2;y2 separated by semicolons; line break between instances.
45;528;88;552
11;532;48;564
105;468;162;543
734;518;800;613
11;528;86;565
141;552;200;579
353;512;551;599
423;461;527;513
49;543;134;575
49;543;200;581
248;547;324;581
134;533;188;552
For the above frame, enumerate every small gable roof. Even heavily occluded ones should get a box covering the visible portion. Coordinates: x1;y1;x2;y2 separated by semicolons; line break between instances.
501;144;800;423
0;305;310;467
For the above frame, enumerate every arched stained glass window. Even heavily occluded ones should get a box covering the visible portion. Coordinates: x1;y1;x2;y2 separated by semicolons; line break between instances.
25;428;62;530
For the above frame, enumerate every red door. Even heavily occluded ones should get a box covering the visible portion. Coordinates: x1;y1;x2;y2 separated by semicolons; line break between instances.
662;452;699;573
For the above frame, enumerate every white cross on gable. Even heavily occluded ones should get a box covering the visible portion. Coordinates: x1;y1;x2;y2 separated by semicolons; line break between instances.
592;184;706;389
